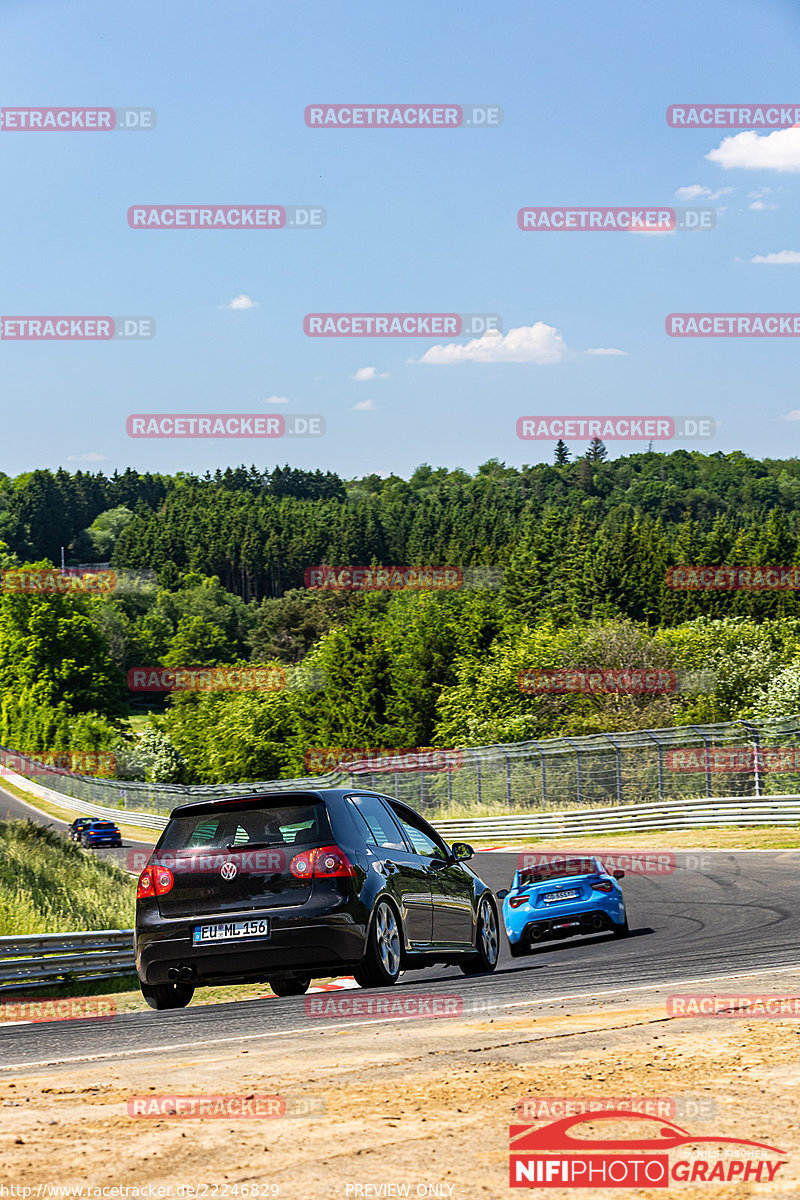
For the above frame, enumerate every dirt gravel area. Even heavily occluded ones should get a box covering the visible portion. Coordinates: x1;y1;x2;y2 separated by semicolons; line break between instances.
2;973;799;1199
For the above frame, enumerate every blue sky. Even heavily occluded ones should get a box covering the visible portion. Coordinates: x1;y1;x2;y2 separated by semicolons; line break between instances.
2;0;800;479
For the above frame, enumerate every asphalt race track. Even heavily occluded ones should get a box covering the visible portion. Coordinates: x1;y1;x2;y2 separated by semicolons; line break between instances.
3;830;800;1070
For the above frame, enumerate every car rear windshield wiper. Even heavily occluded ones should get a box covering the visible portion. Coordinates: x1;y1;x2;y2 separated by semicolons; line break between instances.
225;840;284;852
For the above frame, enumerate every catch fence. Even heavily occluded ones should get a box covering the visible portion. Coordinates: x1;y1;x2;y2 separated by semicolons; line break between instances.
3;715;800;821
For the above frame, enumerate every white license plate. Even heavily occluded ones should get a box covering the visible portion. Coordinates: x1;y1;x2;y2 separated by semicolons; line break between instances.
193;919;271;944
542;889;579;902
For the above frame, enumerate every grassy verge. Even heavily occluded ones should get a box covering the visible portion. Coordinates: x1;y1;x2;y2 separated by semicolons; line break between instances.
0;819;135;935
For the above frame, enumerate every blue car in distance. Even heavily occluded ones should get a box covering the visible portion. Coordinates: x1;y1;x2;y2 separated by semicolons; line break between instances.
497;855;628;957
80;820;122;848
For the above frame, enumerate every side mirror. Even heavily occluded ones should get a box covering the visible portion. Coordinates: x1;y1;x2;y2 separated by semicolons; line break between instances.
496;888;509;900
450;841;474;862
613;870;625;879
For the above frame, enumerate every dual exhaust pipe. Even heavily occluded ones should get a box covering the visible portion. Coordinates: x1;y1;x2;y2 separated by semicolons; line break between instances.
527;913;607;942
167;965;196;983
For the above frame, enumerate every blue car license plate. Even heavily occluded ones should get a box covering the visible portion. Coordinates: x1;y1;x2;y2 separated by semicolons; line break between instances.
542;889;579;902
193;919;271;944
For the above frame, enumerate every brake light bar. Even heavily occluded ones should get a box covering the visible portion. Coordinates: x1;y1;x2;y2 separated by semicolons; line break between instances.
289;845;356;880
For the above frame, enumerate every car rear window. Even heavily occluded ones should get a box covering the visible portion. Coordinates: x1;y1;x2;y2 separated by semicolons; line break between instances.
93;822;116;830
519;858;596;884
157;800;333;854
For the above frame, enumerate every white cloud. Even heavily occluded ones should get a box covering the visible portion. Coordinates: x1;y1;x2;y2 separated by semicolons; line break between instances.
674;184;733;201
781;410;800;422
584;347;629;356
750;250;800;265
263;394;290;405
220;294;258;310
350;366;389;381
748;186;778;211
352;398;376;411
416;322;625;365
706;127;800;173
417;322;567;365
66;451;107;463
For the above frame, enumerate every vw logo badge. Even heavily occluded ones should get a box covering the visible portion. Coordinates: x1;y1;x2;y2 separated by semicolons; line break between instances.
220;861;238;881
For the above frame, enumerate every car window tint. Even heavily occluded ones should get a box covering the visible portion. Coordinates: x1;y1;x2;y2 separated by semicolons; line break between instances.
347;795;407;849
387;803;445;858
159;802;331;852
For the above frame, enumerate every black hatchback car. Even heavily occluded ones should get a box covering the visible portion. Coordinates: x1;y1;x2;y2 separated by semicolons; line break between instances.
135;789;499;1009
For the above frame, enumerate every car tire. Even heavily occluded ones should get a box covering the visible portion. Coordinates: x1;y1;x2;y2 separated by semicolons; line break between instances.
612;913;630;938
459;896;500;975
81;836;90;848
354;898;403;989
268;974;311;997
140;981;194;1010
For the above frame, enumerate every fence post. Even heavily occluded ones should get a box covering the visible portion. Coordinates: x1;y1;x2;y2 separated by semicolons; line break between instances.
738;720;761;797
564;738;582;804
446;762;453;807
505;754;512;807
603;734;623;805
689;726;712;798
394;770;401;801
644;732;665;801
475;755;482;807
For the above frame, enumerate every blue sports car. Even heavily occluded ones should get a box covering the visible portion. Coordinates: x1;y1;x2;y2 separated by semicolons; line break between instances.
497;855;628;957
80;820;122;848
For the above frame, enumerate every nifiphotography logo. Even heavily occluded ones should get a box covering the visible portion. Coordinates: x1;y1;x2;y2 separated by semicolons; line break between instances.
509;1112;787;1187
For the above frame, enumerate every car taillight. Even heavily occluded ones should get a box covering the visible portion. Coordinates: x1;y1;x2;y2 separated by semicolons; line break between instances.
153;866;174;895
591;880;614;892
289;845;356;879
137;865;174;898
136;869;154;900
508;894;530;909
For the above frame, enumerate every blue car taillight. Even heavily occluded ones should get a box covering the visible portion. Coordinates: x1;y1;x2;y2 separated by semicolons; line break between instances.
508;894;530;909
591;879;614;892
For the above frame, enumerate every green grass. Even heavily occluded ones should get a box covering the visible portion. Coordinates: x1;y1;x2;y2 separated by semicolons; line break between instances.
0;819;136;935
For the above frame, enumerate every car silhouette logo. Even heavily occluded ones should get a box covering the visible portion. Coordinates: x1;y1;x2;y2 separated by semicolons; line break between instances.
509;1111;786;1155
220;861;238;881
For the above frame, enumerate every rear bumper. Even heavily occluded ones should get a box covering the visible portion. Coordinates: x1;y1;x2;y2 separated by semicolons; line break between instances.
136;904;367;986
505;897;625;946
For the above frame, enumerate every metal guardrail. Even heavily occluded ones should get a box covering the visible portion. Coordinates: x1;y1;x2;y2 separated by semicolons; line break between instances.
0;929;135;992
436;795;800;840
